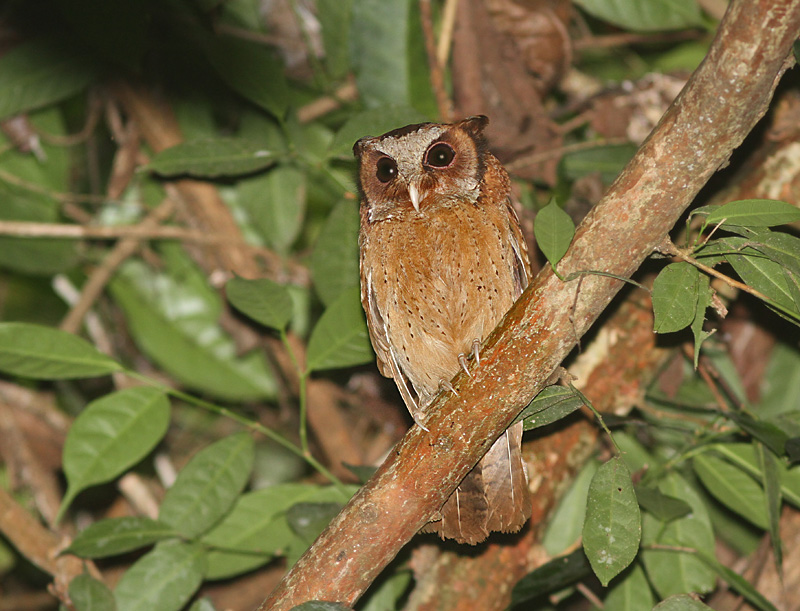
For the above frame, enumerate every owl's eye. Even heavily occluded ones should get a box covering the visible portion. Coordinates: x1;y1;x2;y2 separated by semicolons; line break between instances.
376;157;398;183
424;142;456;168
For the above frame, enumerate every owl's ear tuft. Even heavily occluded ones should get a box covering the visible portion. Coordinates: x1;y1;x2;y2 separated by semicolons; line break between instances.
459;115;489;137
353;138;366;158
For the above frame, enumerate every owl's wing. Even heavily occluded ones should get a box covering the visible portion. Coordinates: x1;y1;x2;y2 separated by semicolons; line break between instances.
361;268;421;417
505;197;533;299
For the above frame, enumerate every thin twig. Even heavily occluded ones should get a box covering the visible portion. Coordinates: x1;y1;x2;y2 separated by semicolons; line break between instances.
437;0;460;68
59;198;177;334
0;219;238;244
297;80;359;124
34;93;103;147
420;0;452;120
0;168;110;204
663;238;773;303
573;29;704;51
505;137;631;173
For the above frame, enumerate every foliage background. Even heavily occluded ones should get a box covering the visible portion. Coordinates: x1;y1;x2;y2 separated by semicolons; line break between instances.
0;0;799;610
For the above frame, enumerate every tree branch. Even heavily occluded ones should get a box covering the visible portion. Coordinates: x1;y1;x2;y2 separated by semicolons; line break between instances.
260;1;800;607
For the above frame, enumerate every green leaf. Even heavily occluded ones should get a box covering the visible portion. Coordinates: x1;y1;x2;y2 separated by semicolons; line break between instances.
582;456;641;586
310;200;361;306
641;472;715;597
188;598;217;611
635;487;691;523
758;343;800;418
58;388;170;522
710;443;800;508
690;272;714;367
543;460;598;556
66;517;177;559
518;386;584;431
705;199;800;228
306;287;373;372
788;438;800;465
693;453;769;529
329;106;428;157
287;502;343;544
238;165;306;254
573;0;703;32
202;484;318;579
207;35;288;119
227;277;293;331
652;262;700;333
360;569;412;611
534;200;575;269
0;39;95;120
756;442;783;572
110;251;276;401
317;0;354;80
114;541;205;611
0;108;78;275
695;551;779;611
0;322;121;379
159;433;255;538
729;411;789;456
283;486;358;565
69;573;116;611
350;0;432;112
727;247;797;313
146;138;275;177
604;562;655;611
749;231;800;279
653;594;713;611
559;143;637;182
511;550;592;605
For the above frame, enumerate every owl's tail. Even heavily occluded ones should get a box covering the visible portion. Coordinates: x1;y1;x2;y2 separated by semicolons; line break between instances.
424;421;531;545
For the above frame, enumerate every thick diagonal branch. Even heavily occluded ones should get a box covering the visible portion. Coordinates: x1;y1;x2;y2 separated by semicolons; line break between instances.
260;1;800;607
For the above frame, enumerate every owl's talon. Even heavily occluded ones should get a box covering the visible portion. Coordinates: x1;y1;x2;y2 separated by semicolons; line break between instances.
411;408;430;432
439;379;459;396
458;353;472;377
472;339;481;365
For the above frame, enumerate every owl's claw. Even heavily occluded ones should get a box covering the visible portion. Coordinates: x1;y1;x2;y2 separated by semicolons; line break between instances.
410;406;430;432
472;339;481;364
458;339;483;376
458;353;472;377
439;379;459;396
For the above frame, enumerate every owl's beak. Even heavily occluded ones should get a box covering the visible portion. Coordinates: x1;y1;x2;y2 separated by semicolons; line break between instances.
408;180;422;212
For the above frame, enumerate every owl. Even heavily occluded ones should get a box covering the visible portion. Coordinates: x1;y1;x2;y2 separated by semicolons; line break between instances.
354;115;532;544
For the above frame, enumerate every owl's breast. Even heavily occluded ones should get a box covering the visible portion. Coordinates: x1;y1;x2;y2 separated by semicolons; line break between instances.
361;199;521;403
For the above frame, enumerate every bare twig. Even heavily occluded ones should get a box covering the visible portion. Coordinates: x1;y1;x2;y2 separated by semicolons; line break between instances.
436;0;459;68
59;198;176;334
661;237;774;303
420;0;453;121
506;137;631;173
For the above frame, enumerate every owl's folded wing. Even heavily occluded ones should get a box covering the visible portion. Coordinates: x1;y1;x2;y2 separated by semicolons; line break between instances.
361;269;421;419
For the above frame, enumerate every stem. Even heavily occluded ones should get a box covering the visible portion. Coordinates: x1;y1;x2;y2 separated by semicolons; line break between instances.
279;329;310;456
126;370;350;500
569;383;621;454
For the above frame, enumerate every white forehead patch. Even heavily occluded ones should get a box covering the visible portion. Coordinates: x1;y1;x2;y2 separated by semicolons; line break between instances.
367;125;446;177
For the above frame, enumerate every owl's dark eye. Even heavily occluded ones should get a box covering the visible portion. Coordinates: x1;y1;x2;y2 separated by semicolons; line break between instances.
424;142;456;168
376;157;398;183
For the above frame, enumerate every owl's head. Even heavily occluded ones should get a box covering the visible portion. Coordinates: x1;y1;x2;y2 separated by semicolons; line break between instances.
353;115;490;221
